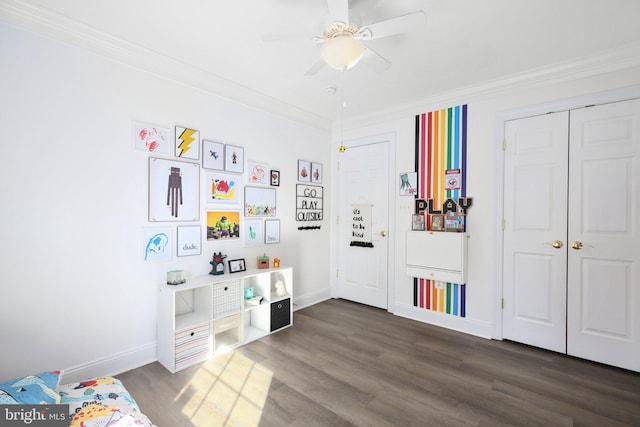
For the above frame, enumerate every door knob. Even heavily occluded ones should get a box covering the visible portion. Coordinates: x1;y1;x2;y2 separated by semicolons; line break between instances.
543;240;563;248
571;241;583;250
380;231;387;237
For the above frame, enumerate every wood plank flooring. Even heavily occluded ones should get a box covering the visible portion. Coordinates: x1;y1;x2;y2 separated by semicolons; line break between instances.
118;299;640;426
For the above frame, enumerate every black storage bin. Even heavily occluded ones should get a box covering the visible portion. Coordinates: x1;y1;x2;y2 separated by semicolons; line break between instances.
270;298;291;332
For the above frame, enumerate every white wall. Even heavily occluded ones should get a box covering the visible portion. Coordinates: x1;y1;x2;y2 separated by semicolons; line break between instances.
335;64;640;338
0;21;331;382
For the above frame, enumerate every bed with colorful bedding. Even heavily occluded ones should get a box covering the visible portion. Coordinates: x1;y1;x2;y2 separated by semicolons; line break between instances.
0;370;155;427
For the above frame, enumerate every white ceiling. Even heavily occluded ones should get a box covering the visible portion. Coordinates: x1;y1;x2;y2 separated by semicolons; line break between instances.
3;0;640;129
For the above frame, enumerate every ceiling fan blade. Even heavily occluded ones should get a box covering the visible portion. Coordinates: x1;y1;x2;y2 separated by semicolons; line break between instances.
326;0;350;23
362;11;426;40
361;44;391;73
304;58;327;76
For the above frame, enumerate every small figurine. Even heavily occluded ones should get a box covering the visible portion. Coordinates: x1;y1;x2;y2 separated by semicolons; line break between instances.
273;257;280;268
210;252;227;275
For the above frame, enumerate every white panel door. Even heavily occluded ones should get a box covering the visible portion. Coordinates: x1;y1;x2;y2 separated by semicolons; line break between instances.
503;112;569;353
567;99;640;371
336;141;390;309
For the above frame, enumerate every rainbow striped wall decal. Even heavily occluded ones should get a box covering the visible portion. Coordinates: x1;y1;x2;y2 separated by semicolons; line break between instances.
413;105;467;317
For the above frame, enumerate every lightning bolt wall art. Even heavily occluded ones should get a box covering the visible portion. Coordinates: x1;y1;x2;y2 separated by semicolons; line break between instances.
175;126;200;160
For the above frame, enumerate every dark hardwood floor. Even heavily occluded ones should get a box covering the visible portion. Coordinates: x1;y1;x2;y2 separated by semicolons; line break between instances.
118;299;640;426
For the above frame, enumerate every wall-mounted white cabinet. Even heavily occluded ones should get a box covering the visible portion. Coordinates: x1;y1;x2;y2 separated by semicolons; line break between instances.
406;231;467;284
157;266;293;373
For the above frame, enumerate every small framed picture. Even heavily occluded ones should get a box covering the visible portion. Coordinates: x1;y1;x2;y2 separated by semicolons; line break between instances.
298;160;310;182
247;161;269;185
411;214;425;231
431;214;445;231
311;162;323;183
228;258;247;273
225;144;244;173
270;169;280;186
202;140;224;170
265;219;280;244
177;225;201;256
175;126;200;160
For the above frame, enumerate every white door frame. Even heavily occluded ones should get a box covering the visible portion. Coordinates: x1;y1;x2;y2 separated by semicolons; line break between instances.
493;85;640;340
330;132;397;313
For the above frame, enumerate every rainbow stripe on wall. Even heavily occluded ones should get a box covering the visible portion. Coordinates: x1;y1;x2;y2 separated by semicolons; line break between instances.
414;105;467;317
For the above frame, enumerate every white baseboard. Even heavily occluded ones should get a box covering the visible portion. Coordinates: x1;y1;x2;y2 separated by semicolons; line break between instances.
393;302;493;339
293;288;331;311
61;342;157;384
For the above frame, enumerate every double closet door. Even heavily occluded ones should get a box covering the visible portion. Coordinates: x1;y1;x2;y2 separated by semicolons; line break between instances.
502;98;640;372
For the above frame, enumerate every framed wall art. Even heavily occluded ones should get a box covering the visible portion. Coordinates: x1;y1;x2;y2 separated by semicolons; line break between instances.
245;186;276;217
270;169;280;186
205;172;241;204
177;225;201;256
132;122;171;154
206;210;240;240
244;219;263;247
247;161;269;185
202;140;224;170
265;219;280;244
142;227;171;262
149;158;199;222
298;160;310;182
225;144;244;173
311;162;323;184
175;126;200;160
400;172;418;196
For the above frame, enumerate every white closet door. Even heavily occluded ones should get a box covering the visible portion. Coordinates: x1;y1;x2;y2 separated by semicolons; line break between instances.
503;111;569;353
567;99;640;371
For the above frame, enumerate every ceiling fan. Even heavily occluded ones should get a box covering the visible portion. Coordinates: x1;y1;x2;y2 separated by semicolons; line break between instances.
263;0;426;75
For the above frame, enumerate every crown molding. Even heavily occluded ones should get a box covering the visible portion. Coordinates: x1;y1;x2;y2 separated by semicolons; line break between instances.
345;42;640;130
0;0;333;131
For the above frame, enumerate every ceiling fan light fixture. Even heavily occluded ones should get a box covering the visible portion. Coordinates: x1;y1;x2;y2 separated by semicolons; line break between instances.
321;35;365;71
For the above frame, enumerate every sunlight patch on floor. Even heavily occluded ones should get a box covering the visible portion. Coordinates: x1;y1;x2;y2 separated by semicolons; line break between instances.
174;350;273;426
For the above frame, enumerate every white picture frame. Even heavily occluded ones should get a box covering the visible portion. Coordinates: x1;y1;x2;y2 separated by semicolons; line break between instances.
149;158;200;222
177;225;201;256
132;122;171;155
225;144;244;173
265;219;280;244
175;126;200;160
244;219;263;247
202;140;225;170
298;160;310;182
142;227;171;262
247;161;269;185
311;162;323;183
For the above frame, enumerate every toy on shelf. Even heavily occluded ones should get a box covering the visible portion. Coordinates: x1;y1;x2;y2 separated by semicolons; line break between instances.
257;254;269;269
209;252;227;275
273;257;280;268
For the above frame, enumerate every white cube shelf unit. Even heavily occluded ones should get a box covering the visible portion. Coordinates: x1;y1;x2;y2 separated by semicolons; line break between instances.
157;266;293;373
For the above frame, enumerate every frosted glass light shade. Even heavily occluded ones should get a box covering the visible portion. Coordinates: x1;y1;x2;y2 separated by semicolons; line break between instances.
321;35;365;70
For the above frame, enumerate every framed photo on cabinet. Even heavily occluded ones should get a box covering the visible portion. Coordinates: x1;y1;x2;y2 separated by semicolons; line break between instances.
430;214;444;231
